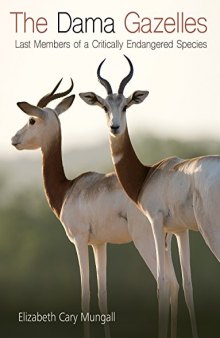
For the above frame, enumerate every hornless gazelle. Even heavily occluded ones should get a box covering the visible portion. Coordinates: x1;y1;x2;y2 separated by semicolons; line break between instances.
79;55;217;338
12;80;180;338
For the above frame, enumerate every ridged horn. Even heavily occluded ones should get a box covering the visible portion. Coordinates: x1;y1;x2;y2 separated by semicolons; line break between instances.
118;55;134;94
37;78;74;108
97;59;113;95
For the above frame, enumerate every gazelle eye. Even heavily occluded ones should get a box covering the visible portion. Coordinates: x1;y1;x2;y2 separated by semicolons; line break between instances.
123;106;127;112
104;106;108;113
29;118;36;125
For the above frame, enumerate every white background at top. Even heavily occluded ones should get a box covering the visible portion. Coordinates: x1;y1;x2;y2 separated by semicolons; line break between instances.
1;0;220;158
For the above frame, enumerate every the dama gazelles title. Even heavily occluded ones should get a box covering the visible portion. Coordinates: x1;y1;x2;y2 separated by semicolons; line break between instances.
10;11;208;34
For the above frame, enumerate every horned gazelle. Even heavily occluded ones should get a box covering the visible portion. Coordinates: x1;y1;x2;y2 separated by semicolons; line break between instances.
12;80;180;338
79;55;212;338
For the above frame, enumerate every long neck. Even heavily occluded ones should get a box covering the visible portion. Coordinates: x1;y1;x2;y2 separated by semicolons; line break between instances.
110;126;151;204
42;132;72;218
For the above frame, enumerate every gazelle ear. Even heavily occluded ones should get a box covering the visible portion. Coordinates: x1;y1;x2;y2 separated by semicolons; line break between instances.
126;91;149;108
54;95;75;115
17;102;44;119
79;92;105;108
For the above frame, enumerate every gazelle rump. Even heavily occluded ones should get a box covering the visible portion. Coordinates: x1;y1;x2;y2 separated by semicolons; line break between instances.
12;80;179;338
79;56;203;338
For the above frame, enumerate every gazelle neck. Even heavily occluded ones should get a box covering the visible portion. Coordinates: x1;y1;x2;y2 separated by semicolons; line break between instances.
42;129;72;218
109;126;150;204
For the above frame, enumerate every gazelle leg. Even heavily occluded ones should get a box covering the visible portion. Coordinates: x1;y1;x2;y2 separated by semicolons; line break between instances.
176;231;198;338
75;237;90;338
92;243;111;338
133;224;179;338
165;234;179;338
151;215;170;338
130;219;157;280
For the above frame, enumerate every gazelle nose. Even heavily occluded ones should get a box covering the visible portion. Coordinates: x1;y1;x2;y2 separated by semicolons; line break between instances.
111;125;120;131
11;136;18;146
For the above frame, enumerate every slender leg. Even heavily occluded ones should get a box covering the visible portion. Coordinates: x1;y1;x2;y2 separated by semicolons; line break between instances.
151;215;170;338
92;243;111;338
75;237;90;338
131;219;178;338
129;216;157;280
165;234;179;338
176;231;198;338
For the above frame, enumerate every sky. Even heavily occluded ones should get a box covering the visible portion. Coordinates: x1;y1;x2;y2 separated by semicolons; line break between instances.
1;0;220;159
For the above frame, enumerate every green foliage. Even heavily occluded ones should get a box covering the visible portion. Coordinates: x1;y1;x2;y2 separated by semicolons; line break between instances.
133;134;220;164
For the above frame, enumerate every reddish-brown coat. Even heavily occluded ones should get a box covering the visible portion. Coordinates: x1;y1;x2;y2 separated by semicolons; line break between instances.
110;127;151;204
42;135;72;218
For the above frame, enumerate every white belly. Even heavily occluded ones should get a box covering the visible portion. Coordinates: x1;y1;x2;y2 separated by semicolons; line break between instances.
60;188;132;245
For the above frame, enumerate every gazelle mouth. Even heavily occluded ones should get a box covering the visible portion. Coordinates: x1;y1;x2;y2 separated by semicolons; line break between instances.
11;142;20;147
110;129;120;136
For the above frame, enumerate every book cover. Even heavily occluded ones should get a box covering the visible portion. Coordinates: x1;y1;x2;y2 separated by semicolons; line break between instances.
1;0;220;337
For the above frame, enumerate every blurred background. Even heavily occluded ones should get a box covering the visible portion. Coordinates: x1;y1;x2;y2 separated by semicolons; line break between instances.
1;0;220;337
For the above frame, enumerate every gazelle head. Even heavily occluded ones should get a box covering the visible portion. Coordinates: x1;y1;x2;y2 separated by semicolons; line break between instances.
79;55;149;137
11;79;75;151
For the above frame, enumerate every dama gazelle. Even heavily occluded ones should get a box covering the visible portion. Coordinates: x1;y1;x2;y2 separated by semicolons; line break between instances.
11;80;180;338
79;56;210;338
